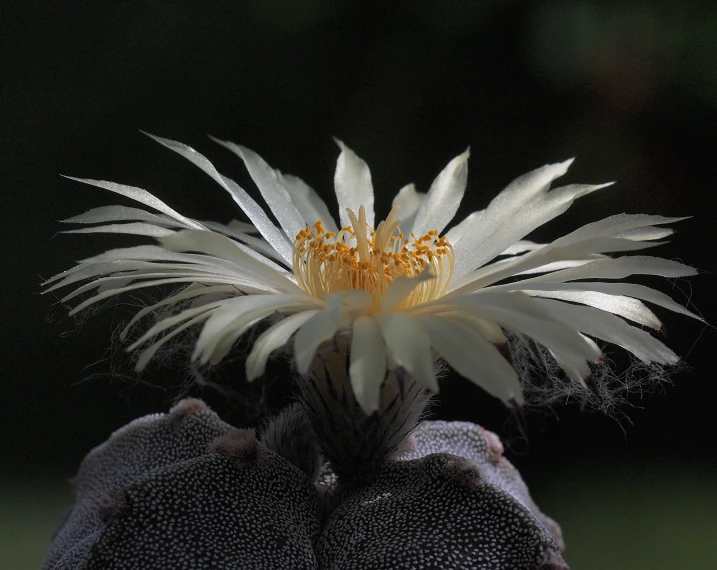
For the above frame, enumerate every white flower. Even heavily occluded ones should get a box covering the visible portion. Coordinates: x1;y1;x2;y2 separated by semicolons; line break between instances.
45;134;700;413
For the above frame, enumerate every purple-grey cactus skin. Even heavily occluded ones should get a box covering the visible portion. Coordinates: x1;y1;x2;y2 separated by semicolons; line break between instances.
44;399;567;570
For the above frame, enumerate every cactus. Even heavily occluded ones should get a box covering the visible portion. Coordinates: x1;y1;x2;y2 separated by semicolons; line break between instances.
45;399;567;570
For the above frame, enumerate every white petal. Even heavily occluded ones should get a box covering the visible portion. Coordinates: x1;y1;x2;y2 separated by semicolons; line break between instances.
391;184;425;235
553;214;688;247
61;205;196;228
374;312;437;392
460;181;611;279
193;294;318;364
120;284;239;340
294;290;371;374
536;299;679;364
246;311;318;380
349;316;387;413
57;266;268;303
410;148;470;237
278;173;339;235
199;221;284;263
549;345;592;387
380;267;434;311
418;314;522;405
159;230;304;294
128;303;223;351
44;245;290;292
226;219;257;232
451;159;574;264
333;139;375;229
428;292;602;364
452;155;612;280
209;139;307;239
514;258;605;275
500;240;544;256
519;256;697;284
449;237;662;295
134;313;212;371
444;209;483;246
429;312;508;344
144;133;294;264
496;281;702;321
205;316;265;365
520;289;662;328
66;276;262;316
61;222;175;238
61;177;205;229
618;226;674;241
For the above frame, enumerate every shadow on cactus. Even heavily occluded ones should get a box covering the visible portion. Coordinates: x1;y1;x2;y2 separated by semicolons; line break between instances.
43;134;701;569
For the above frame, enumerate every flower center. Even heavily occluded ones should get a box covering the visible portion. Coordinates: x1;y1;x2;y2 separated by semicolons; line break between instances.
292;205;454;311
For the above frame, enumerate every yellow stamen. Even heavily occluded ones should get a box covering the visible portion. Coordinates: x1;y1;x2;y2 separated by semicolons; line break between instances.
292;205;454;312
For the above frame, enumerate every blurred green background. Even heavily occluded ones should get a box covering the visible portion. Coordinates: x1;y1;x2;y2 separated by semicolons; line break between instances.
2;1;716;568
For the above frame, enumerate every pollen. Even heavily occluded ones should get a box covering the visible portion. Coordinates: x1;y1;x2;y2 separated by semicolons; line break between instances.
292;205;454;312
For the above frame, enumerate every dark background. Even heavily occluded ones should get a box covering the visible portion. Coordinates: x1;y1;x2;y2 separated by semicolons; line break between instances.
2;1;716;568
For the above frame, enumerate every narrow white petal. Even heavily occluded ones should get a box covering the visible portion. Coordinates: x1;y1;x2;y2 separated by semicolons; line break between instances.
135;313;212;371
618;226;674;241
374;312;437;392
451;155;612;280
209;139;307;239
278;173;339;235
449;236;662;295
380;267;434;311
391;183;425;235
514;257;605;275
427;292;602;363
66;276;266;316
226;219;256;232
430;312;508;344
193;294;318;364
444;209;483;246
536;299;679;364
61;205;197;228
246;311;318;380
411;148;470;237
61;176;205;229
518;256;697;284
494;281;702;321
206;316;265;365
418;314;522;405
45;256;280;295
128;303;223;350
350;316;387;413
159;230;304;294
500;240;544;256
97;277;134;292
199;221;284;263
293;290;371;375
294;299;344;375
62;223;175;238
120;284;239;340
58;268;264;302
520;289;662;328
450;159;574;262
333;139;375;229
144;133;294;263
457;182;612;280
549;348;591;387
552;214;688;247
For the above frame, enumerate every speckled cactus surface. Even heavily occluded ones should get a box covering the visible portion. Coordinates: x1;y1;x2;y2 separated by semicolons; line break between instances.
44;399;567;570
